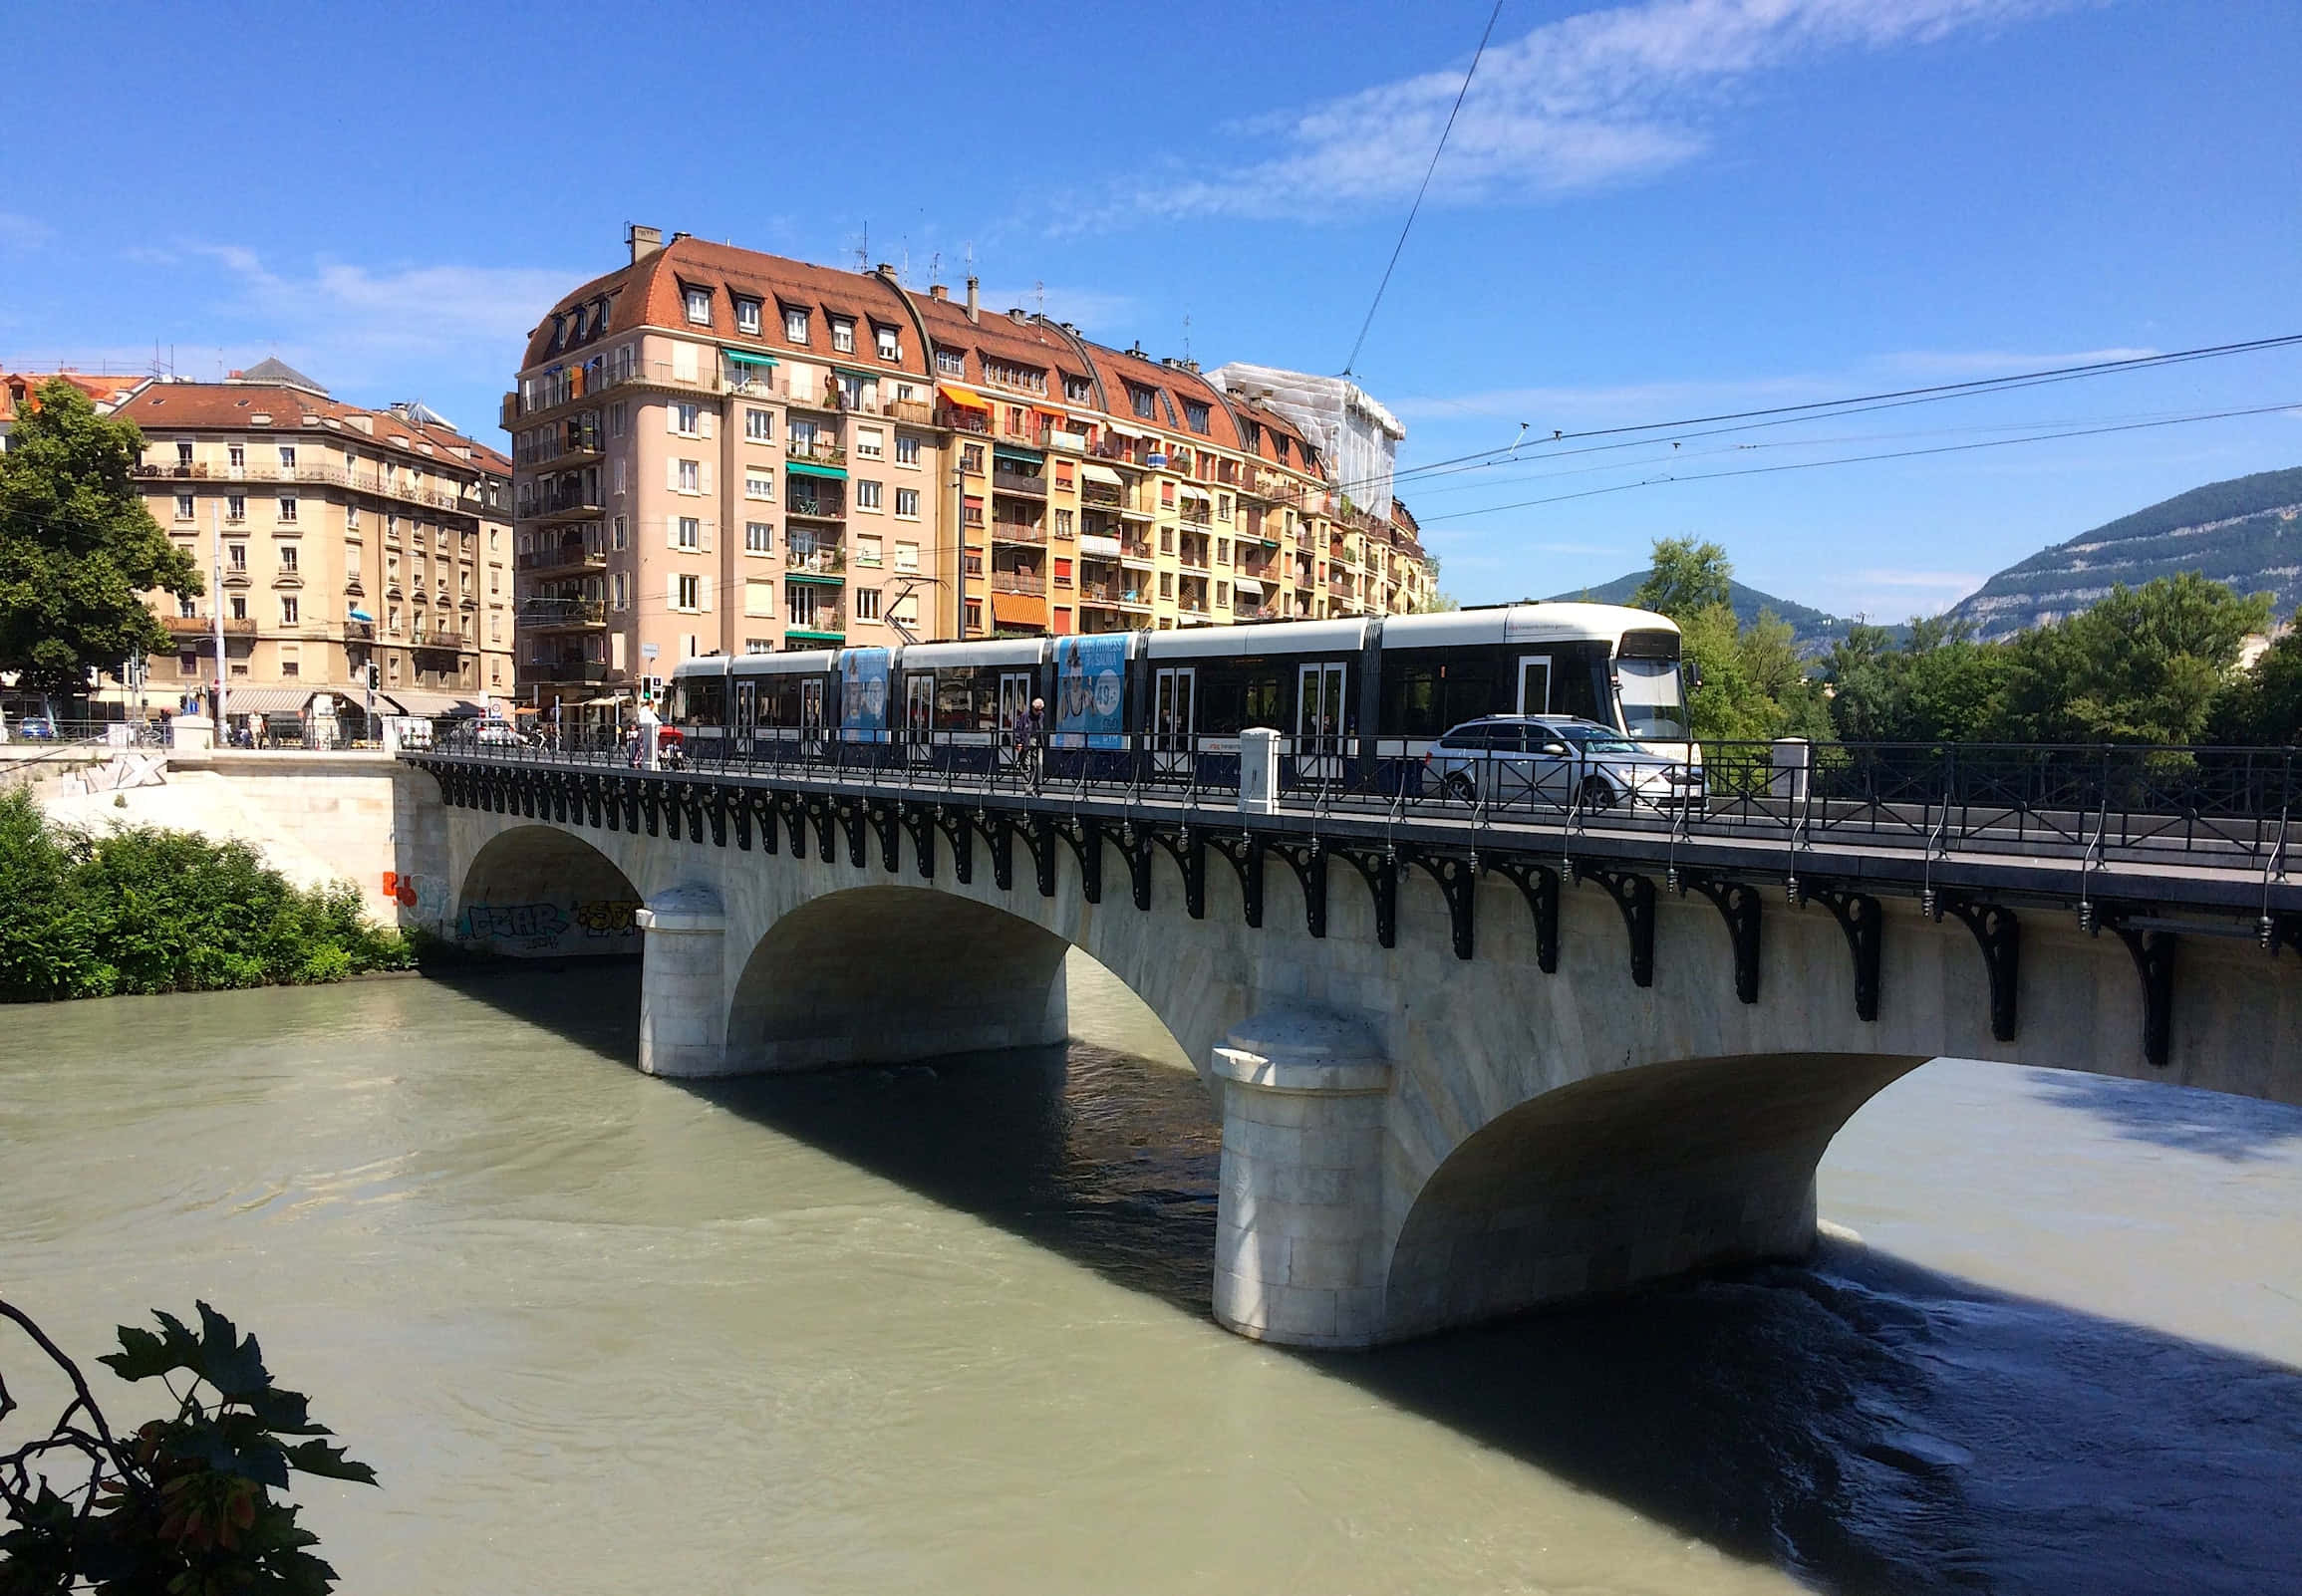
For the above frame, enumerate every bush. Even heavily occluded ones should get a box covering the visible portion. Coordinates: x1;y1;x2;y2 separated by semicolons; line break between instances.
0;791;414;1003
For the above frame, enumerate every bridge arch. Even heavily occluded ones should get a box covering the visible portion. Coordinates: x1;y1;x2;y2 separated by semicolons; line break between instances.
726;886;1074;1072
454;824;645;956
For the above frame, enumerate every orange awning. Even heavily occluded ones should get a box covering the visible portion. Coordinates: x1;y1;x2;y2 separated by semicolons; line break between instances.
991;592;1046;627
939;383;989;409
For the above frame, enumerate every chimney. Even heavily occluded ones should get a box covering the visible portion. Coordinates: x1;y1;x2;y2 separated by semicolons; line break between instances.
965;275;980;325
627;223;664;264
1007;307;1028;324
875;261;895;277
929;284;948;302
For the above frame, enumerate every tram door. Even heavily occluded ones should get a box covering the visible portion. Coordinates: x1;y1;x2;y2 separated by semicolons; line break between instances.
1516;655;1553;716
1153;666;1195;778
799;678;825;756
998;671;1034;769
734;680;758;758
905;673;935;760
1295;661;1347;783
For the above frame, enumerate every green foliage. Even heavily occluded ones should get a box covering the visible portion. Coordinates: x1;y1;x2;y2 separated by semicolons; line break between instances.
2209;626;2302;745
1628;537;1734;620
1824;616;2011;743
0;382;201;698
0;1298;375;1594
0;791;413;1002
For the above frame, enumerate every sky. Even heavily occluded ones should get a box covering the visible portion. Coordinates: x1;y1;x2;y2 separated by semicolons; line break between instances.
6;0;2298;620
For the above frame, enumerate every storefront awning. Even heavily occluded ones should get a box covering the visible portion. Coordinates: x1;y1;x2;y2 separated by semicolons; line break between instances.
1233;577;1265;597
379;689;484;717
720;348;777;367
939;383;988;409
1079;534;1123;558
1080;463;1124;487
219;687;324;716
991;592;1047;627
786;461;848;480
993;443;1044;464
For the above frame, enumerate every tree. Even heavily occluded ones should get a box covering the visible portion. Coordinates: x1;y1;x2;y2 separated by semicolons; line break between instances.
1824;615;2009;743
1629;537;1733;620
2209;622;2302;745
0;1298;375;1592
0;380;200;700
1992;573;2271;744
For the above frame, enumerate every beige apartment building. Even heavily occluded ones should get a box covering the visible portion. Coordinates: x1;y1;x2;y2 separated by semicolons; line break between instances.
506;227;1434;713
109;360;514;729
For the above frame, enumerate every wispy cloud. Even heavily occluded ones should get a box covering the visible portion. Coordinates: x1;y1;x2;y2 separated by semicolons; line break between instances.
1878;346;2159;376
0;211;52;251
974;284;1139;330
1104;0;2071;223
191;247;572;361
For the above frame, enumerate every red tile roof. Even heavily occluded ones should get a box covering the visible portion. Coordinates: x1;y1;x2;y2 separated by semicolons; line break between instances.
0;370;142;421
108;383;509;478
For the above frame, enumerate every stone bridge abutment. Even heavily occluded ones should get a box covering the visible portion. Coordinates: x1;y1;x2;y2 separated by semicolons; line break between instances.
435;794;2301;1350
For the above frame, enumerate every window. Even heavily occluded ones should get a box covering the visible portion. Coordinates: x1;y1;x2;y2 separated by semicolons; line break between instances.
1218;494;1233;522
1055;509;1073;538
1158;572;1173;599
671;401;700;434
965;600;983;633
1007;405;1026;435
745;638;774;655
734;297;761;335
1216;537;1229;564
684;285;712;325
745;521;773;554
228;595;247;621
961;443;984;474
1064;377;1093;404
612;515;628;550
895;541;920;572
345;503;358;531
227;542;247;570
278;544;298;572
1183;400;1210;434
875;325;899;361
895;435;920;467
855;479;882;511
830;318;855;354
609;400;627;437
611;572;629;611
854;427;883;459
744;579;775;617
1129;384;1157;419
854;588;881;621
855;536;882;567
613;458;627;495
936;349;966;376
745;469;775;501
178;650;198;674
676;516;701;550
227;442;245;468
174;493;194;520
280;596;300;625
894;487;920;519
783;305;809;343
676;459;700;493
174;440;193;465
745;406;774;441
1053;557;1073;587
985;360;1047;395
1160;527;1174;554
278;495;298;522
278;445;296;470
677;573;700;610
177;595;197;619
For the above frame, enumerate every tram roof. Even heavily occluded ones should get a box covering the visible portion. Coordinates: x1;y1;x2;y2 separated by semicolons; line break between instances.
1379;603;1676;650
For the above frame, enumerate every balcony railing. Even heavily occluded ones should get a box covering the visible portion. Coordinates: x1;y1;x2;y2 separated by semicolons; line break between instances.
786;436;847;465
135;461;480;515
517;543;605;573
163;614;256;636
784;610;845;639
786;492;846;520
786;545;845;575
991;467;1048;498
990;521;1046;545
990;569;1047;596
518;660;615;685
517;597;606;628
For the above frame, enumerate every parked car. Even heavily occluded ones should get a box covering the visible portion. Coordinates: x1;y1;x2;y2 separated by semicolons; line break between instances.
1425;715;1702;811
15;716;56;741
470;718;528;747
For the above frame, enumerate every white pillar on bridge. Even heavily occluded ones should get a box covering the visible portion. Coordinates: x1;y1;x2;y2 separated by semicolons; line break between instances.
635;883;729;1077
1210;1007;1393;1350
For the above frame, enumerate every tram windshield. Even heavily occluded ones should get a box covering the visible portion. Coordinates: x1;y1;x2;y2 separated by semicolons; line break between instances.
1616;656;1689;740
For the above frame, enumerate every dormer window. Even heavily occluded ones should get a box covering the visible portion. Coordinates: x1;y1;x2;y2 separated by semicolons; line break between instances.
734;297;761;336
935;349;966;377
1128;384;1157;420
783;305;809;343
1183;400;1210;435
1064;377;1092;404
830;318;856;354
684;285;712;325
875;324;900;362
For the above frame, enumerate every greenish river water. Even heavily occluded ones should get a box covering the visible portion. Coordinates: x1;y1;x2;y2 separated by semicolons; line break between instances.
3;956;2298;1594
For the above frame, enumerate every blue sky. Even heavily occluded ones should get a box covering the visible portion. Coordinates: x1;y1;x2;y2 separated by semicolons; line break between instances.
7;0;2297;619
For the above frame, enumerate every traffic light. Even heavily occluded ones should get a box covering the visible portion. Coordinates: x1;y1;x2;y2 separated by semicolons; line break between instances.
367;663;381;690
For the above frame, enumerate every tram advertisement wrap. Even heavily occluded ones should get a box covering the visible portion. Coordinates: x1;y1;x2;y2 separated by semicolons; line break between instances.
840;648;890;740
1054;636;1126;749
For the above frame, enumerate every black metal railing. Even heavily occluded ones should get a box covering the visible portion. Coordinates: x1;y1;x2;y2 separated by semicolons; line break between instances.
417;729;2299;872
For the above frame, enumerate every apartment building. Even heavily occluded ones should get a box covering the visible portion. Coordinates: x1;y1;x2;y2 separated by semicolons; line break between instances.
110;360;513;725
506;227;1437;713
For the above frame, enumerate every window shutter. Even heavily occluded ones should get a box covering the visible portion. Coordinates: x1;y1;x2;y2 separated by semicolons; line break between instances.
667;572;680;611
700;519;714;553
666;403;679;434
665;456;679;493
700;411;715;439
698;575;714;611
699;461;713;495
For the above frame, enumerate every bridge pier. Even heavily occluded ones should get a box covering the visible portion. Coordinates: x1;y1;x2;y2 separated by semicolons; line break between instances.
1211;1008;1393;1350
636;884;731;1077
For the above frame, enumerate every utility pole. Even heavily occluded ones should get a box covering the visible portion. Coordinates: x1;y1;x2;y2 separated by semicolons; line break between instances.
210;501;227;729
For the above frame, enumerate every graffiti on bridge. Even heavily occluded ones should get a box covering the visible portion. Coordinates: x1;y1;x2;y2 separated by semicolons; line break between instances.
573;899;643;936
455;898;643;950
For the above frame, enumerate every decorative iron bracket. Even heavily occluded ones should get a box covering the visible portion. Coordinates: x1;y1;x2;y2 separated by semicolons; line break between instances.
1152;828;1208;920
1207;833;1265;929
1267;840;1328;938
1333;846;1399;948
1408;851;1478;960
620;781;640;835
1480;853;1560;973
2111;920;2177;1068
1060;819;1102;904
640;784;662;838
1583;865;1655;988
837;802;868;868
1026;814;1057;898
901;803;936;879
1118;825;1155;911
869;801;902;872
808;799;836;863
1807;887;1882;1022
934;805;972;885
1680;873;1762;1004
1937;895;2018;1041
988;813;1015;892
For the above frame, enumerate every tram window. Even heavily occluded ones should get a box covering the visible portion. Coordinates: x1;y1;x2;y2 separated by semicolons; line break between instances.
1442;663;1499;727
1242;670;1284;726
935;673;977;730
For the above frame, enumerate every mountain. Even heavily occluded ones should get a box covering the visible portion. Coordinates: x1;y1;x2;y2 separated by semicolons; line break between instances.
1946;466;2302;640
1548;572;1877;653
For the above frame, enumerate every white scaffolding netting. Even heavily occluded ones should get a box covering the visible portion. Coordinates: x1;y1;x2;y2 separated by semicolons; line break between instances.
1210;363;1404;520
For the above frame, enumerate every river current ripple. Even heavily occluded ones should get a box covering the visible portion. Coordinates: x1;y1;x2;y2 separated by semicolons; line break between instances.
2;959;2297;1594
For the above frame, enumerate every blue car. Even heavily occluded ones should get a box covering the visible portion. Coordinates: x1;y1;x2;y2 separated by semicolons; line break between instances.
15;716;55;740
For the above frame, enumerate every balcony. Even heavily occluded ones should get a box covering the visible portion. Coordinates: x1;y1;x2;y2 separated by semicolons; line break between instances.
785;544;846;580
519;659;616;686
518;485;603;525
786;436;847;466
938;403;993;434
517;542;606;574
990;520;1047;546
989;569;1047;596
991;467;1047;498
784;610;845;644
786;489;846;521
163;613;255;637
517;597;606;630
135;461;480;517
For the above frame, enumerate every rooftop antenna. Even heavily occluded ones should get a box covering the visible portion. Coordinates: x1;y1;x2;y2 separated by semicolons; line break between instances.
1182;312;1192;362
928;250;942;281
849;221;870;273
1033;280;1046;316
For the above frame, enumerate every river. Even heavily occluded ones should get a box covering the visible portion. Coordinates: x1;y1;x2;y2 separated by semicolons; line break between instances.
4;956;2298;1594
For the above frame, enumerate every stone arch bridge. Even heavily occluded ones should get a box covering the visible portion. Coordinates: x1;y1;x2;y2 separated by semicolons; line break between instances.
414;751;2302;1348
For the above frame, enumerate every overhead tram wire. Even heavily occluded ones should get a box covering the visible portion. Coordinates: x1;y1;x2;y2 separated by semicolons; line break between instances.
1320;333;2302;507
1337;0;1506;379
1414;399;2302;523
